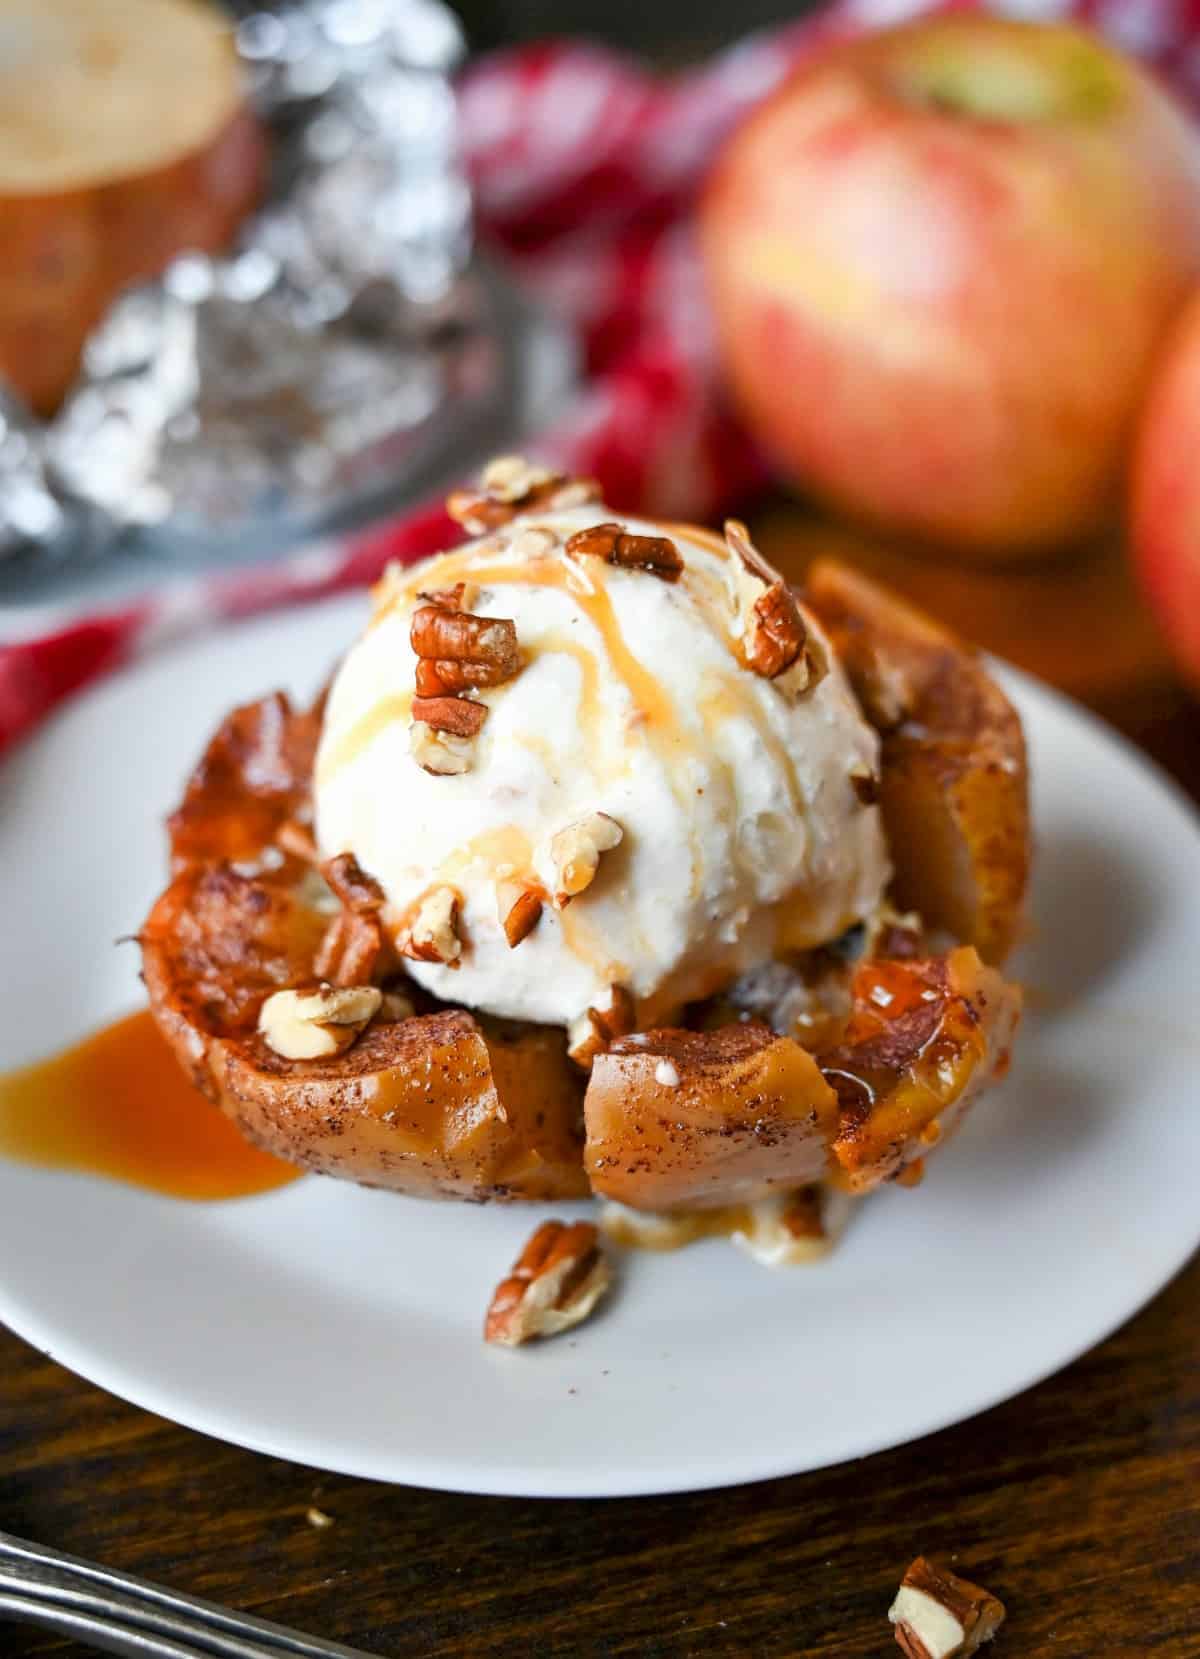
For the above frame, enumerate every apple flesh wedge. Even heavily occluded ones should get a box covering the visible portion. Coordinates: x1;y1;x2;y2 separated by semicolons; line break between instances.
211;1011;589;1203
168;692;325;873
820;947;1021;1192
142;864;588;1201
805;559;1030;966
0;0;264;414
142;865;330;1062
583;1024;839;1212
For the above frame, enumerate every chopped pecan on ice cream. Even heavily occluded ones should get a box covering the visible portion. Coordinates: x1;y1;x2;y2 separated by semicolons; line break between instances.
564;521;683;582
312;852;397;986
446;455;602;534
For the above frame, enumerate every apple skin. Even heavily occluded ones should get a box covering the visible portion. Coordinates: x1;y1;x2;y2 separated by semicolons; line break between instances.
700;15;1200;560
1131;290;1200;689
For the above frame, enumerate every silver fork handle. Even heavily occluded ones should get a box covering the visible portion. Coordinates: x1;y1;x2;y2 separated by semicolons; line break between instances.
0;1531;383;1659
0;1589;269;1658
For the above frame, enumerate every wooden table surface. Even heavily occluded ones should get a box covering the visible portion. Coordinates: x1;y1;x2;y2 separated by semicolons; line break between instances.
2;517;1198;1659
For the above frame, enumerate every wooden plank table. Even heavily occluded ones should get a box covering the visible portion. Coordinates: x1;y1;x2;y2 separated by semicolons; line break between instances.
3;512;1198;1658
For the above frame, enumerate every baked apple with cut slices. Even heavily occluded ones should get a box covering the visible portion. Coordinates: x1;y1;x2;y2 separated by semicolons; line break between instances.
142;457;1029;1301
0;0;264;415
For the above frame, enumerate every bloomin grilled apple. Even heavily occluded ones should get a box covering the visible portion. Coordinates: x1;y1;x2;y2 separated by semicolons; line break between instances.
141;534;1028;1218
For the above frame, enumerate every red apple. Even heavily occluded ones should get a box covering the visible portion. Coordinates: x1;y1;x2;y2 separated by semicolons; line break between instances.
700;15;1200;560
1131;289;1200;688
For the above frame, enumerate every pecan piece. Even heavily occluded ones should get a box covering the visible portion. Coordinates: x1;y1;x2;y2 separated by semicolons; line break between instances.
410;722;474;776
417;581;473;611
258;984;382;1061
274;818;318;863
313;909;392;985
410;605;520;693
564;521;683;582
484;1220;611;1346
549;811;623;907
872;914;925;960
398;885;462;966
313;853;396;985
567;983;636;1068
859;649;916;731
850;765;880;805
752;581;808;679
414;659;448;698
482;453;558;503
889;1557;1005;1658
497;880;544;948
724;519;810;681
411;695;488;738
323;852;385;913
509;525;559;559
446;455;602;534
724;516;778;587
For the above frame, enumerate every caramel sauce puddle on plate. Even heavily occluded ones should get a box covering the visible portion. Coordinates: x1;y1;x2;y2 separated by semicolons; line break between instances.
0;1008;301;1200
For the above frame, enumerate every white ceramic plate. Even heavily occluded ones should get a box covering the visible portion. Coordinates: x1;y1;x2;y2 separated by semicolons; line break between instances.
1;596;1198;1498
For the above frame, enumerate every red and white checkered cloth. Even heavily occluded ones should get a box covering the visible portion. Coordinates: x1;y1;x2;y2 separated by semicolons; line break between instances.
3;0;1199;754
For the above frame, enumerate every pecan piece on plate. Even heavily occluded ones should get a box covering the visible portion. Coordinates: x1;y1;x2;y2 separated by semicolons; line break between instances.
888;1557;1006;1658
564;521;683;581
484;1220;612;1346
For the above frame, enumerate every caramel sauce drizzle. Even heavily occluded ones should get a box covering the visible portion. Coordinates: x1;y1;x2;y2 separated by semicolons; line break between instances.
0;1009;300;1200
603;1205;756;1251
347;538;808;812
558;900;629;989
519;629;605;758
435;825;535;883
315;691;413;789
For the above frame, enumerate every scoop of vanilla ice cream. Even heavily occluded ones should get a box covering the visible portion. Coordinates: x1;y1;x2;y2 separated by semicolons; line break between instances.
314;506;890;1029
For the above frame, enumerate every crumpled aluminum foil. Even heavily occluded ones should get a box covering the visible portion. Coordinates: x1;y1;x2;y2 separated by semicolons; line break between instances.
0;0;493;567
